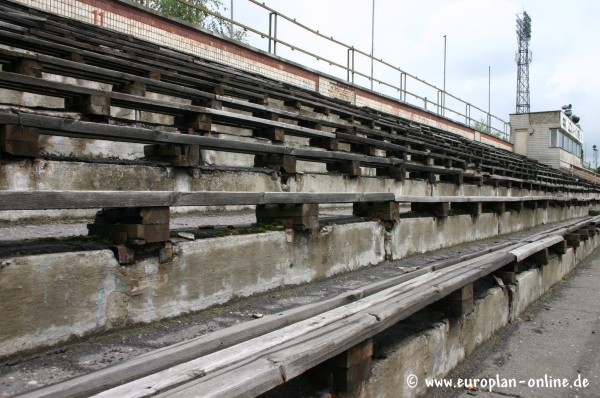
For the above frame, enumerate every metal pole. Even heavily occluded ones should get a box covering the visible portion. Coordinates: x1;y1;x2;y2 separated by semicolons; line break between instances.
347;49;351;82
274;14;278;55
352;49;355;84
488;65;491;130
371;0;375;90
399;72;403;100
268;13;272;53
443;35;446;92
443;35;446;116
230;0;234;38
465;104;469;125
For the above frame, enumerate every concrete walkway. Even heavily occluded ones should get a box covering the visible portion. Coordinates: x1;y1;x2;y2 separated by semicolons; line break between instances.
431;248;600;398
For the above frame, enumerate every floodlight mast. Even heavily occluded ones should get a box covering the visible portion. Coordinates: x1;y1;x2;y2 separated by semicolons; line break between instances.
515;11;532;114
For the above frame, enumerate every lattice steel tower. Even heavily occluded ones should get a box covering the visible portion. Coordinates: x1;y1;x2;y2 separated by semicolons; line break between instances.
515;12;532;113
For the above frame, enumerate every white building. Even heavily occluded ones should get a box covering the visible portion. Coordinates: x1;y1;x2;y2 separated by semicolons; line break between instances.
510;110;583;172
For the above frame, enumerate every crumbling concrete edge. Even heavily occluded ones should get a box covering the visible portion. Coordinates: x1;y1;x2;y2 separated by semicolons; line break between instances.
0;206;592;359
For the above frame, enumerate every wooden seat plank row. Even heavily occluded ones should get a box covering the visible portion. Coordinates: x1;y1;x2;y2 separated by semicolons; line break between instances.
0;3;593;190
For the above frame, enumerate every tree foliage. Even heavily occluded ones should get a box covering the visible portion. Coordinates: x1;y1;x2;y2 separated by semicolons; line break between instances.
472;117;491;135
139;0;247;42
472;117;506;140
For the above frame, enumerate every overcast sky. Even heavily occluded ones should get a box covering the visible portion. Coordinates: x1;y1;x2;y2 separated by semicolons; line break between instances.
230;0;600;162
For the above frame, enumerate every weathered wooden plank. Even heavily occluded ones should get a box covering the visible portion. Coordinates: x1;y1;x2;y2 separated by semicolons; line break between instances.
91;265;454;398
0;14;595;192
394;195;559;203
0;112;397;166
18;265;438;398
156;359;285;398
0;191;401;211
509;236;564;262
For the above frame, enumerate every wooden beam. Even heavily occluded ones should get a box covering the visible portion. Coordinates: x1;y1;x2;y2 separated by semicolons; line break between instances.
452;202;482;216
576;229;590;241
493;261;519;285
0;125;39;157
256;203;318;230
0;112;397;168
65;94;110;116
326;160;361;177
352;201;400;221
549;240;568;255
434;283;474;314
311;339;373;392
0;191;402;210
411;202;449;217
509;236;563;262
483;202;505;214
528;248;550;266
254;154;296;173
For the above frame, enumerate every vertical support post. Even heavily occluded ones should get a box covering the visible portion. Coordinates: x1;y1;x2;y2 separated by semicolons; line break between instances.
87;207;171;246
268;13;277;54
529;248;550;266
268;13;272;53
347;48;351;82
230;0;234;38
468;104;471;126
494;261;518;284
488;65;491;131
0;125;40;157
435;283;473;314
273;14;278;55
370;0;375;90
399;71;403;101
311;339;373;393
353;201;400;221
443;34;446;117
352;48;355;84
256;203;318;230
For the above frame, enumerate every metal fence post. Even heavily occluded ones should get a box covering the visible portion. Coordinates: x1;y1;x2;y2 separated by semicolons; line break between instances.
273;13;277;55
347;48;355;83
268;13;278;54
347;48;351;82
268;13;273;53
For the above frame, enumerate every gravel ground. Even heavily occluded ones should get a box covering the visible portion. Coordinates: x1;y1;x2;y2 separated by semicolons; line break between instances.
0;216;586;397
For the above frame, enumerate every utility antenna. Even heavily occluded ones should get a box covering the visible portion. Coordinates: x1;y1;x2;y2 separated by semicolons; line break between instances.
594;145;598;170
515;11;532;113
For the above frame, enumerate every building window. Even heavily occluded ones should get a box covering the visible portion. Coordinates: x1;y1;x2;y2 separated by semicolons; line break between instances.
550;128;581;157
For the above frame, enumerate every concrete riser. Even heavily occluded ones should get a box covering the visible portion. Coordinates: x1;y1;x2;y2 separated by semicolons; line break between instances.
0;159;593;222
356;234;600;398
0;207;594;358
